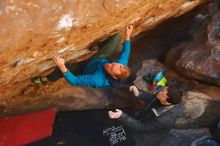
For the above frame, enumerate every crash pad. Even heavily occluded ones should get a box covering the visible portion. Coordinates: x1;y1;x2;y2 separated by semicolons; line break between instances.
0;108;56;146
29;109;135;146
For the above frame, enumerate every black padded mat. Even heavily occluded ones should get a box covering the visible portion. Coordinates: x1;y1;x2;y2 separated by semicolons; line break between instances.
28;109;135;146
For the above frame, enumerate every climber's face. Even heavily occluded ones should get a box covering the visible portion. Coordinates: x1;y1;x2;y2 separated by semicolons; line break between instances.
104;63;123;79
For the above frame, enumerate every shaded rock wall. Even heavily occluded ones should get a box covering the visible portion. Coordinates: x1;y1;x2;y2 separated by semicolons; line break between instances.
178;90;220;127
161;129;211;146
165;8;220;86
0;0;208;99
0;78;140;117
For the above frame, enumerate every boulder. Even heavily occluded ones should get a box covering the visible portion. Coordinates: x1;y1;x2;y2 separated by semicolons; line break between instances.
161;128;212;146
165;9;220;86
0;0;208;99
0;78;140;117
177;90;220;127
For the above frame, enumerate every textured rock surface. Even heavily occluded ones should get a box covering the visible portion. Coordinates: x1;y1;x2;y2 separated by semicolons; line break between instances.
0;0;208;99
161;128;211;146
165;9;220;86
0;78;140;117
177;89;220;127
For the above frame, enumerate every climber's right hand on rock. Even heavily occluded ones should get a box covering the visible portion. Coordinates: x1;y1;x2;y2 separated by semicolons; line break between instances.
53;55;65;67
53;55;67;73
127;25;133;35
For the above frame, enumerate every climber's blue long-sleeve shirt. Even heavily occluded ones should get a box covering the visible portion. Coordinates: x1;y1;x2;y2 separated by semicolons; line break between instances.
63;40;130;88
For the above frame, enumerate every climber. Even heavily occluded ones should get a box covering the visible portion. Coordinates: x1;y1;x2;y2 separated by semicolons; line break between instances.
108;82;184;146
31;25;133;88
